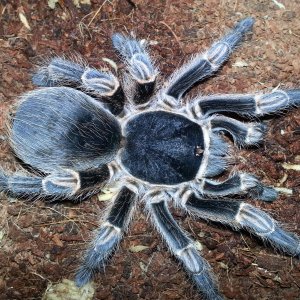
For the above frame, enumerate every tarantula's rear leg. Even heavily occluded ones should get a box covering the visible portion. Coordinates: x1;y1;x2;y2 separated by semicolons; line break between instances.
32;58;125;115
191;173;278;202
112;33;158;105
160;17;254;107
0;166;109;200
75;186;136;286
182;194;300;257
148;196;223;300
188;89;300;118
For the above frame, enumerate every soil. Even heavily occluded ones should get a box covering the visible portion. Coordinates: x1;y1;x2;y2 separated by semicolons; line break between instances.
0;1;299;300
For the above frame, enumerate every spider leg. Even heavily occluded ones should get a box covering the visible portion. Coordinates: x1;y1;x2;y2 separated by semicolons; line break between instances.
112;33;158;105
210;115;266;146
0;166;109;200
161;17;254;105
188;89;300;118
148;196;223;300
193;173;278;202
181;194;300;257
75;186;136;286
32;57;125;115
197;116;267;179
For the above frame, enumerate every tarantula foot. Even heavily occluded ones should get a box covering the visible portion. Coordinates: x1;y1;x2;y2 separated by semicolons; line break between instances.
180;247;223;300
245;123;267;145
234;17;254;34
268;227;300;257
193;273;224;300
249;185;278;202
237;204;300;256
75;266;94;287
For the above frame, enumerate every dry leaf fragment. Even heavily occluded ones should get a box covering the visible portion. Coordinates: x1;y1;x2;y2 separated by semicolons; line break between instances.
19;12;31;30
232;60;248;68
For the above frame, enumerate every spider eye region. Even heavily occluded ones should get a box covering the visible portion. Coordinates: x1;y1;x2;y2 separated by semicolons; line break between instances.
121;111;204;185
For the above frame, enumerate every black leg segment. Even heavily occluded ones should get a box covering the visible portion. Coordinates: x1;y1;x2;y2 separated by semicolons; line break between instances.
210;116;266;146
198;173;278;202
164;18;254;101
75;187;136;286
184;194;300;257
0;166;110;200
0;172;43;198
32;57;125;115
188;89;300;118
149;199;223;300
112;33;158;104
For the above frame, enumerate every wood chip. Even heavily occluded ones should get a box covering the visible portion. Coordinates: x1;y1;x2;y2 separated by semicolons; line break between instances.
282;163;300;171
129;245;149;253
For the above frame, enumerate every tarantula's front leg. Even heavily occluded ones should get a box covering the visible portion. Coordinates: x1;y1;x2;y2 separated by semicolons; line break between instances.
32;58;125;115
0;166;109;200
112;33;158;105
209;115;266;146
182;194;300;257
192;173;278;202
148;196;223;300
75;186;136;286
188;89;300;118
160;17;254;106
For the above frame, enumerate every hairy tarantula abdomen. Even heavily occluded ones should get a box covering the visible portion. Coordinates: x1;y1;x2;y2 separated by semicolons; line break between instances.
11;87;122;173
121;111;204;185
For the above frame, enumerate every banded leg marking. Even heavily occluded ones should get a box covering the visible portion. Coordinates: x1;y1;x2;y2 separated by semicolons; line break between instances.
32;57;125;115
112;33;158;104
184;195;300;257
188;89;300;118
149;199;223;300
75;186;136;286
0;166;110;200
197;173;278;202
163;17;254;102
210;115;266;146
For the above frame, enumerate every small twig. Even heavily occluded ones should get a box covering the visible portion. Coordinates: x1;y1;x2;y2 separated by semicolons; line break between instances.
159;21;184;54
87;0;110;27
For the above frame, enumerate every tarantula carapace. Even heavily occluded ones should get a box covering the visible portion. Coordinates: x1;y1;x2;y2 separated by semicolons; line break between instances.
1;17;299;300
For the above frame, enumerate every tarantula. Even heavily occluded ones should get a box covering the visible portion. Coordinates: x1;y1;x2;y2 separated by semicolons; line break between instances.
1;17;299;300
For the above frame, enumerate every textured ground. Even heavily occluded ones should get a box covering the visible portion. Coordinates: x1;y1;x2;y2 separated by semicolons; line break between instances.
0;0;300;299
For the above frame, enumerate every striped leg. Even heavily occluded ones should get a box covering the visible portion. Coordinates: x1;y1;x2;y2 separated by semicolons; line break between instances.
112;33;158;105
210;115;266;146
161;17;254;105
149;197;223;300
32;57;125;115
182;194;300;257
188;89;300;118
75;186;136;286
0;166;109;200
195;173;278;202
